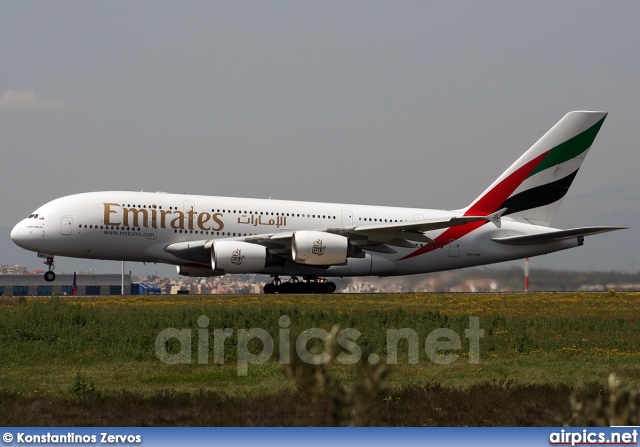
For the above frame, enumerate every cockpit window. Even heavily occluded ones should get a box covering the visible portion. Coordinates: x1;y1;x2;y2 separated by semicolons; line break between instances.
33;214;39;219
28;214;34;218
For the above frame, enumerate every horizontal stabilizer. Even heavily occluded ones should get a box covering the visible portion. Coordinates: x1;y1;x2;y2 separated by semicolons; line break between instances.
491;226;627;246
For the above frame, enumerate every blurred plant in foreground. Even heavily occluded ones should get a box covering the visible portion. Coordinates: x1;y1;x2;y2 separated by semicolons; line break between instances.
563;373;640;426
282;325;391;426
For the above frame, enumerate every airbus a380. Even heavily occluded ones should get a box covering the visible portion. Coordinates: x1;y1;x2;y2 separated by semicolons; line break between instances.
11;111;625;293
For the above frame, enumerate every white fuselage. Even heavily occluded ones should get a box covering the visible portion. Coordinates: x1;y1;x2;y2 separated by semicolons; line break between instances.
11;191;578;277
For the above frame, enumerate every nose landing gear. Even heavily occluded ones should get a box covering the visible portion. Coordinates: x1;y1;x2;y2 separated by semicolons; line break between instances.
43;256;56;282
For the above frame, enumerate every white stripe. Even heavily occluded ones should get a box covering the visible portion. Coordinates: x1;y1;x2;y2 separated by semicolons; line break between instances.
508;150;589;198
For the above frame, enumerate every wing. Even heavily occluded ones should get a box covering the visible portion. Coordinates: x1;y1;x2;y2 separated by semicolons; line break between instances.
330;209;506;252
164;210;506;263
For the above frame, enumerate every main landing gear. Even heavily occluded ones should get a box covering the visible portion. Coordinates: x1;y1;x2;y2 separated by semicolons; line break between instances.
263;276;337;294
43;256;56;282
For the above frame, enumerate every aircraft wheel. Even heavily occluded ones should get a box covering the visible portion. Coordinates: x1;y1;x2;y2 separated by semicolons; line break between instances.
325;282;336;294
279;282;293;294
44;271;56;282
263;283;276;294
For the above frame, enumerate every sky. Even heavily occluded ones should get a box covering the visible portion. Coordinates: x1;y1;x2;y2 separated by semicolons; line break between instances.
1;1;639;277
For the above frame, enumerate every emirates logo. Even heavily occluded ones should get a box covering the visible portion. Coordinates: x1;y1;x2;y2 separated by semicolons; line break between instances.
231;249;244;265
312;239;326;256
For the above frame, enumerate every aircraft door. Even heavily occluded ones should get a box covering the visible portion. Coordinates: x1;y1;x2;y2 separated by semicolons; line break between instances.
145;220;158;240
342;210;353;227
61;217;72;235
183;201;195;214
184;201;195;231
448;239;460;257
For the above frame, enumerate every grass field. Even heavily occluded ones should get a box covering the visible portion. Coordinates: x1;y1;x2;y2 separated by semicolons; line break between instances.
1;292;639;426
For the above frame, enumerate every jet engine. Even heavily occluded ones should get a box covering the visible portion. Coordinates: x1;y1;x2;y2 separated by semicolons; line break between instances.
292;231;348;265
211;240;266;273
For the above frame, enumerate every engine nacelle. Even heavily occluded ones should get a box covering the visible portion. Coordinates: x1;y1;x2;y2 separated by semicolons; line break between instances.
292;231;348;265
176;265;220;277
211;241;266;273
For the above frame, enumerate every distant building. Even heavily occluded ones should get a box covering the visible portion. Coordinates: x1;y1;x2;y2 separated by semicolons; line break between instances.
0;274;132;296
131;283;162;294
0;264;28;275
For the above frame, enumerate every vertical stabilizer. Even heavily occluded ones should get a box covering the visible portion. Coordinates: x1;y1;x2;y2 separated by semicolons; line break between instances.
464;111;607;227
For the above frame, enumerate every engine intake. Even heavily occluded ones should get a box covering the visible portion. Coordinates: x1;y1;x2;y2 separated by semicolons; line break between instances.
292;231;348;265
211;241;266;273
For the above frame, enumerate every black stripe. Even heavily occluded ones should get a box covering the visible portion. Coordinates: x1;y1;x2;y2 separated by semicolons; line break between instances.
500;170;579;216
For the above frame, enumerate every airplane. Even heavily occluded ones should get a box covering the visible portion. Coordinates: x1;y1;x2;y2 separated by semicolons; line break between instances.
11;111;626;294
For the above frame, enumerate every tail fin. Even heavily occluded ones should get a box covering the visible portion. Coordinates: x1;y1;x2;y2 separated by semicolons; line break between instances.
463;111;607;227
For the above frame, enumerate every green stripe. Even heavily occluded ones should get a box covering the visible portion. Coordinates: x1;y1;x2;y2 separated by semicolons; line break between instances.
528;116;606;177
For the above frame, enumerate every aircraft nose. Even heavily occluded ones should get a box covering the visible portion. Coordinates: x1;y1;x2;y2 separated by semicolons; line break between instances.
10;220;34;249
